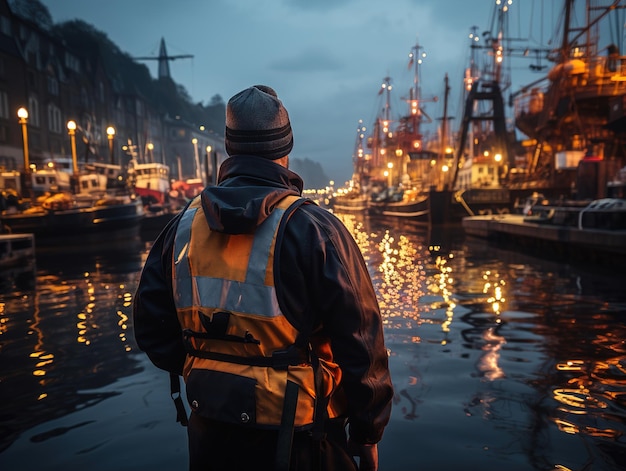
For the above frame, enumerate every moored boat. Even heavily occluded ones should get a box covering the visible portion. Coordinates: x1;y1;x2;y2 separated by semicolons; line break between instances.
510;0;626;201
341;42;438;222
128;159;171;205
1;194;144;243
1;160;145;244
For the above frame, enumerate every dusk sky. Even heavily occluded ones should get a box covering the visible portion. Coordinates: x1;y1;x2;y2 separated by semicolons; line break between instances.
39;0;564;184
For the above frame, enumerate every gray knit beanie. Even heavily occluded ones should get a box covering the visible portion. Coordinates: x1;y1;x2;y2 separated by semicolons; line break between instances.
224;85;294;160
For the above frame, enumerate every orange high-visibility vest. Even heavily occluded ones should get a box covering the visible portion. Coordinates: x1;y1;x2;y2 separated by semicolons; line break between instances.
173;194;342;429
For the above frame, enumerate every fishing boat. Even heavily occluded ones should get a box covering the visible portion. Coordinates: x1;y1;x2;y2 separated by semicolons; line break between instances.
510;0;626;201
1;160;145;244
351;43;438;222
0;192;144;242
366;64;434;222
92;156;181;234
463;0;626;262
128;159;171;206
329;121;372;213
427;5;536;224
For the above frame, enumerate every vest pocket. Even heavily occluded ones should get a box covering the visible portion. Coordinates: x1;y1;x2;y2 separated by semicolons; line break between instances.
186;369;257;426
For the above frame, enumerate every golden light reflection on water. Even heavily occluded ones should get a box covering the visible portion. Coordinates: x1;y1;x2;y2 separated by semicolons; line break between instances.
1;263;138;402
337;214;431;343
337;212;626;461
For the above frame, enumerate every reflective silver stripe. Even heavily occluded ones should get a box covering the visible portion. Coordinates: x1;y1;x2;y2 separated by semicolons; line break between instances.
173;206;198;304
246;207;285;285
184;277;280;315
174;203;287;317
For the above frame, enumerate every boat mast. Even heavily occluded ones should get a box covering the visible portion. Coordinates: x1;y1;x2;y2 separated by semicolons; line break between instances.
352;119;367;189
372;76;393;170
561;0;574;64
439;74;450;191
408;42;424;120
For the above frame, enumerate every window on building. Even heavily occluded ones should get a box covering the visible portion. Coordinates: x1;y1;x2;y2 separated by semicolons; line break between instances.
0;16;10;36
47;76;59;96
0;90;9;120
28;96;40;127
48;104;62;134
65;52;80;73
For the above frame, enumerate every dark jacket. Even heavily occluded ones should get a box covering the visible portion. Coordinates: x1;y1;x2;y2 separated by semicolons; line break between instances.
133;155;393;445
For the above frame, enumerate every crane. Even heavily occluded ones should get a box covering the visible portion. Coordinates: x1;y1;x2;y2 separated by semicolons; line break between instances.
133;37;193;80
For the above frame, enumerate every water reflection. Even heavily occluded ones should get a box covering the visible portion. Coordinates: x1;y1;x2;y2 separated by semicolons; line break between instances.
338;213;626;470
1;214;625;470
0;237;149;453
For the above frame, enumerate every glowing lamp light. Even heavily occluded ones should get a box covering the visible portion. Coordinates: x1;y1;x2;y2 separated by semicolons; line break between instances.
106;126;116;164
17;107;30;171
17;107;28;121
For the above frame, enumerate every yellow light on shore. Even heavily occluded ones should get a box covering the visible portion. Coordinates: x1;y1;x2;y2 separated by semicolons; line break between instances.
17;107;30;170
107;126;116;164
67;120;78;175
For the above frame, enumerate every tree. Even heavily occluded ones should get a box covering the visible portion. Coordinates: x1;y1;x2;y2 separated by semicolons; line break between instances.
9;0;53;30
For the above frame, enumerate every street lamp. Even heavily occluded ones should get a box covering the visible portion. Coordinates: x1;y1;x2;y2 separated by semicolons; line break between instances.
106;126;116;164
67;120;78;176
192;138;201;180
205;145;213;185
17;107;29;170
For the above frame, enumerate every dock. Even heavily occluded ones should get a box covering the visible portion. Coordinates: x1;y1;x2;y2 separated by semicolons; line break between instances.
0;233;35;268
462;214;626;266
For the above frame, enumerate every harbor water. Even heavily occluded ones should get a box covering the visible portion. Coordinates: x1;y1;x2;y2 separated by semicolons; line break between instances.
1;213;626;471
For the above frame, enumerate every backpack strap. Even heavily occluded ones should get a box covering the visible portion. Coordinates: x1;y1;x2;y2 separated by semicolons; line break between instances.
170;372;189;427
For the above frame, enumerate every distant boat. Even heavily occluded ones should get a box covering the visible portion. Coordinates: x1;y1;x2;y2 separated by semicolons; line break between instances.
1;193;144;242
334;42;437;222
91;158;183;234
127;159;171;205
1;162;144;244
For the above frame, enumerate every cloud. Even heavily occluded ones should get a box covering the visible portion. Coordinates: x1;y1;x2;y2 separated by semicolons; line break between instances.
285;0;353;12
270;46;343;72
